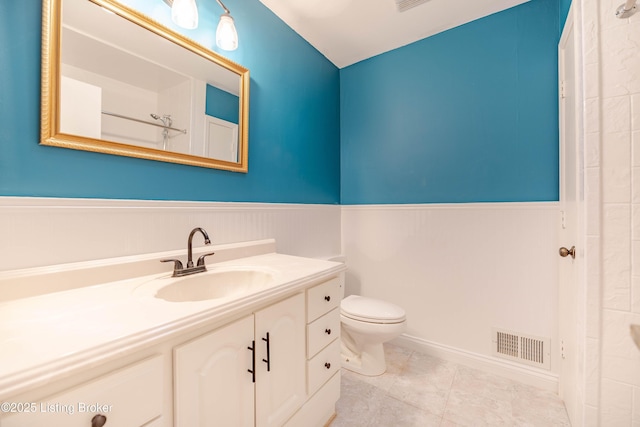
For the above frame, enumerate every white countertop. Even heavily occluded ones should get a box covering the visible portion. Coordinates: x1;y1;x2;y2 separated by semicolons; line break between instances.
0;251;344;399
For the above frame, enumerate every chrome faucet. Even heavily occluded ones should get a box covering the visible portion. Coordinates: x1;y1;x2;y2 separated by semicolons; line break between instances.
161;227;215;277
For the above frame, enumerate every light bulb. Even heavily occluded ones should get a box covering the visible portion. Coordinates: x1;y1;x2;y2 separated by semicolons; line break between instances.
171;0;198;29
216;14;238;51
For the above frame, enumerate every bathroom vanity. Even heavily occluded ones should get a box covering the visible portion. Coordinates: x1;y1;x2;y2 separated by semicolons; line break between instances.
0;239;345;426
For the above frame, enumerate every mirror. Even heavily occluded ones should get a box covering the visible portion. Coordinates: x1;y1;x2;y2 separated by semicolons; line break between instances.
41;0;249;172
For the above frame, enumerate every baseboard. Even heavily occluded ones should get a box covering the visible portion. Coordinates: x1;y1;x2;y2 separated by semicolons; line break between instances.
391;334;559;393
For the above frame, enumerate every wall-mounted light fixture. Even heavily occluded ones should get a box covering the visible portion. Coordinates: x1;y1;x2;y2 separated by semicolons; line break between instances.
162;0;238;51
215;0;238;51
162;0;197;28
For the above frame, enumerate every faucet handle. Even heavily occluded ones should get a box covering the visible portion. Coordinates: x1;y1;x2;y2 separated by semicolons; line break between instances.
161;259;184;271
196;252;216;267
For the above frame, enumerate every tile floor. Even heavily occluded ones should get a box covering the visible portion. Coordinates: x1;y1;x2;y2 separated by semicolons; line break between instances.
331;344;571;426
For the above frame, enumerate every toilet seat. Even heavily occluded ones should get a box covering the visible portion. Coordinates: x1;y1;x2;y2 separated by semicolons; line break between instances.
341;295;406;324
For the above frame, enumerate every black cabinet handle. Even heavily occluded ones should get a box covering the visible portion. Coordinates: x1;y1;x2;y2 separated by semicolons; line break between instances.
91;414;107;427
262;332;271;372
247;340;256;383
324;362;331;370
325;328;332;335
324;296;331;302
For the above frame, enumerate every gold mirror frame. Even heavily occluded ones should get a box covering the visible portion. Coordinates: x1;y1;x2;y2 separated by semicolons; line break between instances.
41;0;250;172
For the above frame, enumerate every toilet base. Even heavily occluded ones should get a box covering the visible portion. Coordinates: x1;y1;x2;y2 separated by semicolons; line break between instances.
340;341;386;376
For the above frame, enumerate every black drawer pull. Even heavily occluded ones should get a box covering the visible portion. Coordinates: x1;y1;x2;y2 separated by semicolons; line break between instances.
247;341;256;383
324;296;331;302
262;332;271;372
324;362;331;369
91;414;107;427
325;328;331;335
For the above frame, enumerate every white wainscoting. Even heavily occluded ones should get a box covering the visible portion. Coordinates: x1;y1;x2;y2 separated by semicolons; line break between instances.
341;202;560;389
0;198;341;271
1;198;561;389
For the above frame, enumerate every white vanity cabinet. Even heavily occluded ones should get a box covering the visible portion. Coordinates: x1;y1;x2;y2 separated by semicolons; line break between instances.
0;242;346;427
174;293;306;427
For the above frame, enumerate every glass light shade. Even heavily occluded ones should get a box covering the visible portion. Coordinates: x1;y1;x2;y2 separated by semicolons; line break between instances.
171;0;198;29
216;14;238;51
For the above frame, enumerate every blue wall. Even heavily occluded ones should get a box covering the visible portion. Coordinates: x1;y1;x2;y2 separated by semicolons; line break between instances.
0;0;340;203
340;0;560;204
560;0;572;32
206;85;239;124
0;0;561;205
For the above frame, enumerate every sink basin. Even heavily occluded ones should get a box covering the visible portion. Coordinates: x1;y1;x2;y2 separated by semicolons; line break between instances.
155;269;275;302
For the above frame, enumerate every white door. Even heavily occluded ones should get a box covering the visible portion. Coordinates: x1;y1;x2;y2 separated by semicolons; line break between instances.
255;293;306;427
205;115;239;162
174;315;255;427
558;6;580;425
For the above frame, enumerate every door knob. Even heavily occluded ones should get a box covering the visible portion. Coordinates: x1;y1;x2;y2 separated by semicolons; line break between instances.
559;246;576;259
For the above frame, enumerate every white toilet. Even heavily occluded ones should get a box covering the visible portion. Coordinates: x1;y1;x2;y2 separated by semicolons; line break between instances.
340;294;407;376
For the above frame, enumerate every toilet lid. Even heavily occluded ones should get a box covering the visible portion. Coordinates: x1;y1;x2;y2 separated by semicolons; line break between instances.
341;295;406;323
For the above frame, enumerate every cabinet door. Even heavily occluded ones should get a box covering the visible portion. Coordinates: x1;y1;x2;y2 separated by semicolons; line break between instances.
174;315;255;427
254;293;306;427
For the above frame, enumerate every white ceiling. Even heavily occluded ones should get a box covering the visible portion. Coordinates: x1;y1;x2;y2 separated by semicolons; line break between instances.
259;0;530;68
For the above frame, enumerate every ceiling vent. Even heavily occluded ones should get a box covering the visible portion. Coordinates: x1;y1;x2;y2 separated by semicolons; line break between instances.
395;0;432;12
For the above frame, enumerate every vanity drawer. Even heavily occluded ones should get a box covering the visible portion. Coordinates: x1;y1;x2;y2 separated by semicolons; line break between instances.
307;308;340;358
0;356;164;427
307;339;340;396
306;278;340;322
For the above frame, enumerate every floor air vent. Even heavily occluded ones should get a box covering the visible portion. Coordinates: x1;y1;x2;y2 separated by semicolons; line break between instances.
492;329;550;370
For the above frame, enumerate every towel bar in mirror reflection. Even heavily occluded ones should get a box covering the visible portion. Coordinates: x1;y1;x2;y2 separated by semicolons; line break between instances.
41;0;250;172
